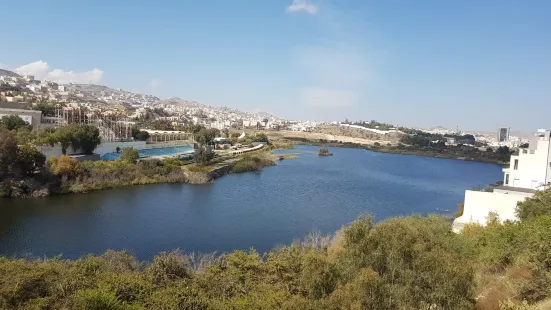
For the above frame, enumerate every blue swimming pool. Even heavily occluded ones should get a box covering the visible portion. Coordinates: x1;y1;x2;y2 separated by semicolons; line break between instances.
101;145;194;160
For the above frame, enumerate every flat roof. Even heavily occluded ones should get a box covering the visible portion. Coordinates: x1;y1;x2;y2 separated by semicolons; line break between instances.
496;186;537;194
0;107;42;114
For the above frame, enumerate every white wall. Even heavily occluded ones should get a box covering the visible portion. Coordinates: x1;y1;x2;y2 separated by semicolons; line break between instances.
453;190;533;232
94;141;147;156
39;145;64;159
39;141;148;158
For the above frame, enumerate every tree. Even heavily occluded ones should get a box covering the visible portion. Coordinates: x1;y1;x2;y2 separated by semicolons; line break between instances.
0;129;18;177
194;128;219;145
16;144;46;176
222;128;230;138
497;146;511;155
516;188;551;221
0;115;32;131
252;133;269;143
34;103;56;117
54;126;74;155
194;145;215;165
71;124;101;154
120;148;139;164
135;131;150;141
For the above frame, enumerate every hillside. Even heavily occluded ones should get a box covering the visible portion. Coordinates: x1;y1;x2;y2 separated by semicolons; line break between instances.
155;97;281;121
0;69;20;77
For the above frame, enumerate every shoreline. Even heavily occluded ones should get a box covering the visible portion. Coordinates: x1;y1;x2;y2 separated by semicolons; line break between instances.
2;142;504;200
1;149;279;199
282;138;507;165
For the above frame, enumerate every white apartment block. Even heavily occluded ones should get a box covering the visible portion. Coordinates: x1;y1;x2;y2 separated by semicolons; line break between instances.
503;129;551;189
453;129;551;232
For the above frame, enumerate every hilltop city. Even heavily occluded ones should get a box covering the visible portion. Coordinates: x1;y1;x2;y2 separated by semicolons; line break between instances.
0;68;527;147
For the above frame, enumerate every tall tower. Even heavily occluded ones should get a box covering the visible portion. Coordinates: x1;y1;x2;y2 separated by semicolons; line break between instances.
497;127;510;142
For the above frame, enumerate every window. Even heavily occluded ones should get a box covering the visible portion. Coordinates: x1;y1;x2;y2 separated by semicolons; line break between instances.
505;174;509;185
514;159;519;170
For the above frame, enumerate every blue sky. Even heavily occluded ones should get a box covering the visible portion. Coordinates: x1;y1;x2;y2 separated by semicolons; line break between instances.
1;0;550;131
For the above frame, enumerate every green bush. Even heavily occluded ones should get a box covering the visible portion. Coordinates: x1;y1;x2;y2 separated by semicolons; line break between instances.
231;155;274;173
516;188;551;221
120;148;139;164
72;289;124;310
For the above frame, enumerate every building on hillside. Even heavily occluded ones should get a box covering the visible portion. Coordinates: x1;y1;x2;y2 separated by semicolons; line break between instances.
453;129;551;232
497;127;510;142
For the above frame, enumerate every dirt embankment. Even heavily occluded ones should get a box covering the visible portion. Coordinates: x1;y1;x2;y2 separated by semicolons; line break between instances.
266;125;403;146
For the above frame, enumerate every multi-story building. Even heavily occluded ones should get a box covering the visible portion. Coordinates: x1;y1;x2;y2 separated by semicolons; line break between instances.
503;129;551;189
497;127;510;142
453;129;551;232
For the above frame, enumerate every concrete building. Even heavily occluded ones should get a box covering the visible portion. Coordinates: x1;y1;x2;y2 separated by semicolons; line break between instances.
0;108;43;131
503;129;551;189
453;129;551;232
497;127;510;142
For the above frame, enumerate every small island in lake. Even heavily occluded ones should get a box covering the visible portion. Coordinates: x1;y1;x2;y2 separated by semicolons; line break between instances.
318;148;333;156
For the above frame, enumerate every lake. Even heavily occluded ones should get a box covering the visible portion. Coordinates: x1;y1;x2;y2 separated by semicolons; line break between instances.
0;145;502;260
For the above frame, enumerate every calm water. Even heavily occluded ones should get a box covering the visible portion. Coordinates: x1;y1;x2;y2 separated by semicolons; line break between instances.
0;145;502;260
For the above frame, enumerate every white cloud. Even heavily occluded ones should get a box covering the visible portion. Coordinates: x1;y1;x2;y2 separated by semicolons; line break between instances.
286;0;318;14
15;61;50;78
149;78;162;88
300;87;358;107
8;60;104;84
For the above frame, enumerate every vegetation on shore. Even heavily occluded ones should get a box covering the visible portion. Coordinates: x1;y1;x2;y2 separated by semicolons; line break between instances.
0;118;279;198
231;154;275;173
281;136;511;164
318;148;333;156
2;189;551;309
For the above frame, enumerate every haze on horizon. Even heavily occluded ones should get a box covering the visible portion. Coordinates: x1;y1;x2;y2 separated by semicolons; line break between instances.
0;0;549;132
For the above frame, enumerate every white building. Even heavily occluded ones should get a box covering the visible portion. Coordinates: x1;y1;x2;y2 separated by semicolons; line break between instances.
453;129;551;232
503;129;551;189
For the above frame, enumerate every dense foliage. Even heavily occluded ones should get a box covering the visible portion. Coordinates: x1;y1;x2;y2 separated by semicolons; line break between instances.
46;156;188;194
231;154;275;173
194;145;215;165
34;123;101;155
0;129;52;197
0;115;32;131
131;127;150;141
120;148;139;164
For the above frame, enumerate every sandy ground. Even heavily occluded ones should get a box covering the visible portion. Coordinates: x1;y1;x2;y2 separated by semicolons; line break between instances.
266;130;397;146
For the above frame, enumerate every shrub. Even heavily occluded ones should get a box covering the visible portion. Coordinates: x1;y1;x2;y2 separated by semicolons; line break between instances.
120;148;139;164
147;251;192;285
72;289;124;310
194;145;215;165
231;156;274;173
162;157;183;166
515;188;551;221
48;155;82;179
